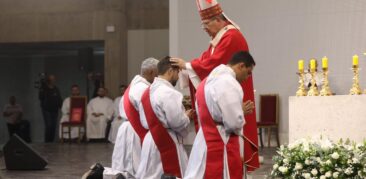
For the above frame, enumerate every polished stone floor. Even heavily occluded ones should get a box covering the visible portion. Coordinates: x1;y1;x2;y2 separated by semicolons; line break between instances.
0;143;276;179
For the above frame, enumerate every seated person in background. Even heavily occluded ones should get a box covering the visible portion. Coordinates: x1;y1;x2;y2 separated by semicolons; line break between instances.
87;87;114;141
3;96;23;137
108;85;127;143
59;84;82;140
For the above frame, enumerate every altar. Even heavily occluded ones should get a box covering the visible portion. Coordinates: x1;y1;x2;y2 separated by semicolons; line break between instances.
289;95;366;143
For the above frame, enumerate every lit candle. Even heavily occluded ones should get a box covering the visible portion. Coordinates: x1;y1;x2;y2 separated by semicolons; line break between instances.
298;59;304;71
322;56;328;69
310;59;316;71
353;55;359;67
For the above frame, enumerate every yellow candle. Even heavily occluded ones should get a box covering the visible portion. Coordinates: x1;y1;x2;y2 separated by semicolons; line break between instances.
353;55;359;66
322;56;328;69
298;59;304;71
310;59;316;71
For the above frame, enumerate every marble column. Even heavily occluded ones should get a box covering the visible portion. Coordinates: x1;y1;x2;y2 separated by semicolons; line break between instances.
103;0;128;98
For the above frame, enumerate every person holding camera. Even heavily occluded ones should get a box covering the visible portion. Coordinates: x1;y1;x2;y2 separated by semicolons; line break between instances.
39;74;62;143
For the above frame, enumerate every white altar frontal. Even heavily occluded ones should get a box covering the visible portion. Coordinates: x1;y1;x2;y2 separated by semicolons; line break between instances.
289;95;366;143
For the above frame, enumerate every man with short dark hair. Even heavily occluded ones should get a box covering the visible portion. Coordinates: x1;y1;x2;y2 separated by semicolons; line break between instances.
39;74;62;143
136;56;194;178
185;51;255;179
3;96;23;137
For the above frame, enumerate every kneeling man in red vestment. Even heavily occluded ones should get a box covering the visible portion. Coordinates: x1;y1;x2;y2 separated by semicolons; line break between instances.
185;51;255;179
136;56;195;179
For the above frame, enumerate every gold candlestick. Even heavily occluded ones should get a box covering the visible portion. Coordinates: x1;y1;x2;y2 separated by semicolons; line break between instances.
307;70;319;96
349;66;362;95
320;68;332;96
296;70;307;96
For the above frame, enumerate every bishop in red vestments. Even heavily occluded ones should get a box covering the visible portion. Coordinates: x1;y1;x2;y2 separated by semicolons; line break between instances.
171;0;259;173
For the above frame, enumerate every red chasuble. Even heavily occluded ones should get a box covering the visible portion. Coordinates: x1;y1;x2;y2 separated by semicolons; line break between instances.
141;88;182;178
123;86;148;144
190;28;259;171
196;79;242;179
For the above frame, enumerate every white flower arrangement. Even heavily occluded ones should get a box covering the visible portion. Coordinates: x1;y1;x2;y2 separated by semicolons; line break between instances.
271;137;366;179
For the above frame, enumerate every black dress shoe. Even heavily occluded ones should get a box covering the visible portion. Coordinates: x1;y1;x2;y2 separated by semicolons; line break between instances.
115;173;126;179
86;163;104;179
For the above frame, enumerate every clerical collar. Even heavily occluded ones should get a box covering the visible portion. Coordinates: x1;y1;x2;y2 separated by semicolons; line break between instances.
210;24;236;47
154;77;174;89
209;65;236;79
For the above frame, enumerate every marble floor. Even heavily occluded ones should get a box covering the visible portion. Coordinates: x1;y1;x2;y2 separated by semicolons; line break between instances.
0;143;276;179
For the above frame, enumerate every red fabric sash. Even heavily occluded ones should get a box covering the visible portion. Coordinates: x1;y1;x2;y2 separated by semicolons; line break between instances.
123;85;148;144
188;80;199;132
141;88;182;178
196;79;243;179
241;76;260;171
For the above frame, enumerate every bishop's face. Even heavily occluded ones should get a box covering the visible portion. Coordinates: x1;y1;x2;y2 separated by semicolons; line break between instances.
201;18;222;38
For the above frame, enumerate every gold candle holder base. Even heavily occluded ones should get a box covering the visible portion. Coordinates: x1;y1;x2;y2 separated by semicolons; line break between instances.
320;68;332;96
307;70;319;96
296;70;307;96
349;66;362;95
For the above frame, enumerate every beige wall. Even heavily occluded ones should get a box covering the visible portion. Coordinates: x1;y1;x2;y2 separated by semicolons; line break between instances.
127;29;169;82
0;0;168;97
0;0;108;42
170;0;366;145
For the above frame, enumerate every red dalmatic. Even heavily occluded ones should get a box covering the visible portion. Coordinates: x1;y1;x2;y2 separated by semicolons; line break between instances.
141;88;182;178
196;79;243;179
123;86;148;144
190;28;259;171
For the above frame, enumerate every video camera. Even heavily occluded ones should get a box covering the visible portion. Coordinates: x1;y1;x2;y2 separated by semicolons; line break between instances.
34;72;47;89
